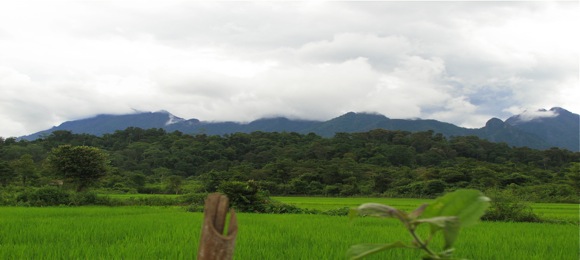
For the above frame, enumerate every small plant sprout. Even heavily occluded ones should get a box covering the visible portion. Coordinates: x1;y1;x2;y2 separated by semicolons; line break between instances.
348;189;490;260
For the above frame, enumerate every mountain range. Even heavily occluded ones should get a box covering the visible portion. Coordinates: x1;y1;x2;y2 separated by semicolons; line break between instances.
21;107;579;152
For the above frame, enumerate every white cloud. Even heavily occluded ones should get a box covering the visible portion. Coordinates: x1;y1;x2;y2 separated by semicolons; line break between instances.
362;56;453;116
296;33;413;68
0;1;577;137
182;57;384;122
516;109;559;122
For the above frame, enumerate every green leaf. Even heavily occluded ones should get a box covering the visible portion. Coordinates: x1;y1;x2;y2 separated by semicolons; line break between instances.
414;216;460;249
409;203;429;219
414;216;458;228
356;203;404;219
347;241;409;260
438;248;456;257
419;190;489;250
421;189;490;227
442;217;461;250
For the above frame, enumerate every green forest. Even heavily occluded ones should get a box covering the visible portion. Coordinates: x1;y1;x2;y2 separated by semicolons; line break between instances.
1;128;578;203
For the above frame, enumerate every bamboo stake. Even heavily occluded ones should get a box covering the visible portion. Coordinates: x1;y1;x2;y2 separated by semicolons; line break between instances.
198;193;238;260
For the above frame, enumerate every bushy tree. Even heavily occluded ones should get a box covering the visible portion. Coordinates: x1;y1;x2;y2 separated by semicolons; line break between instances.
482;189;540;222
1;128;578;200
11;154;37;186
565;162;580;193
0;161;15;187
218;180;268;212
47;145;109;192
165;175;183;194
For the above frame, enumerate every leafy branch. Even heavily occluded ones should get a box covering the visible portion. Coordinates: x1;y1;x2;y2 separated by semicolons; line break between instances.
348;189;490;260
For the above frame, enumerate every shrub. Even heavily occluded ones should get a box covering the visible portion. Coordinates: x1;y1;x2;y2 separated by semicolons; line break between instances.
322;207;351;216
515;184;578;203
199;182;314;214
93;195;124;206
263;199;307;214
423;179;446;196
179;193;208;205
70;191;98;206
218;180;269;212
482;189;541;222
323;185;341;196
186;204;204;212
123;196;179;206
137;184;165;194
0;190;17;205
17;187;71;206
181;193;209;212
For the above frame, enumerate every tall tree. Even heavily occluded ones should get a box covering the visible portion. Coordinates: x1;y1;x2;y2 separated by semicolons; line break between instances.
565;162;580;193
47;145;109;191
11;154;36;186
0;161;15;187
166;175;183;194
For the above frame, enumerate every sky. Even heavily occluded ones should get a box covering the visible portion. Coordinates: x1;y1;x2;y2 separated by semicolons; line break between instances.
0;1;578;138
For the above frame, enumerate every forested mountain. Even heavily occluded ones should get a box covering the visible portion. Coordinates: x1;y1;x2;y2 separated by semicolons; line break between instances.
24;111;187;139
2;128;578;202
20;107;579;151
505;107;579;151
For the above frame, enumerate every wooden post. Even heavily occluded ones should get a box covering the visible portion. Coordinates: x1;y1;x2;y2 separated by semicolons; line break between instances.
198;193;238;260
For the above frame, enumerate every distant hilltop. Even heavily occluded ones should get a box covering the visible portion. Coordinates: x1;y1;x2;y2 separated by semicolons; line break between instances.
21;107;579;152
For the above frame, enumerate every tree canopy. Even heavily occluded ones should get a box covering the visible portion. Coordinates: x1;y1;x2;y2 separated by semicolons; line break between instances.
47;145;109;191
0;128;578;202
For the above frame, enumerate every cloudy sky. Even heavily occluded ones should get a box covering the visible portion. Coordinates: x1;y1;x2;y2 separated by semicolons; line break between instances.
0;1;578;137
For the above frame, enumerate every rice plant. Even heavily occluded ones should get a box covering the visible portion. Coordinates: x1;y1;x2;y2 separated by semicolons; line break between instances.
0;203;576;259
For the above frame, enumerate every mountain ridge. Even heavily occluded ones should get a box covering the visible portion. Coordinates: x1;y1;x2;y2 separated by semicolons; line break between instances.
20;107;579;151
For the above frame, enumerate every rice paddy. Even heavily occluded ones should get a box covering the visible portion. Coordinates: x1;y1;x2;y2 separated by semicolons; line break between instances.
274;196;579;223
0;197;577;259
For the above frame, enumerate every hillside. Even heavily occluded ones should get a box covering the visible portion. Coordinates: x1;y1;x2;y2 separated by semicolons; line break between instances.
20;108;579;151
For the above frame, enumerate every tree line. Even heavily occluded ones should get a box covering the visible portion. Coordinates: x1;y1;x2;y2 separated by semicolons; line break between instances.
0;128;578;202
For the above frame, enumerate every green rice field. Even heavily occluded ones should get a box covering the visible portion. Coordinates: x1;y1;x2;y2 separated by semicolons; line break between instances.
0;198;578;259
275;196;430;211
103;194;579;223
274;196;579;223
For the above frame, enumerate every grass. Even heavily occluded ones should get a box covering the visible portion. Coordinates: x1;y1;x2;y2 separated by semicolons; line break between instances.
100;195;578;222
0;206;577;259
273;196;429;211
530;202;579;222
273;196;579;223
0;207;196;259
